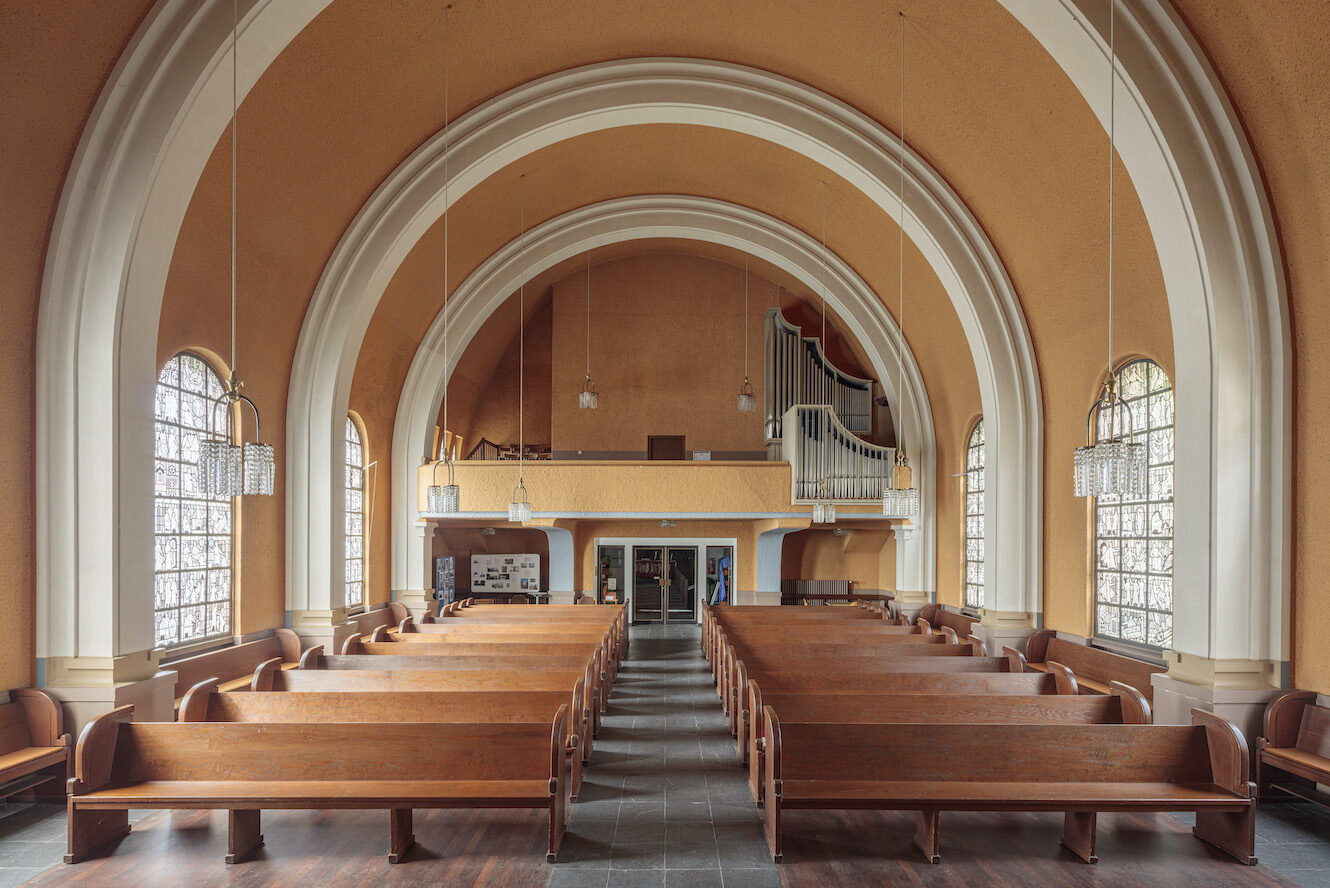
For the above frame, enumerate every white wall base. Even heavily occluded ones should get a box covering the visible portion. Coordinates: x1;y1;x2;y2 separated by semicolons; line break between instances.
1151;672;1281;746
44;669;177;734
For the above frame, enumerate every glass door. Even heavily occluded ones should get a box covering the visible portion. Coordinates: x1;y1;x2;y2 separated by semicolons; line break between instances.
706;546;734;606
666;547;698;622
632;546;664;622
597;545;625;604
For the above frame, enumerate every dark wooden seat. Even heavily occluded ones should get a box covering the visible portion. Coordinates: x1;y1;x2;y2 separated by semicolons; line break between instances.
0;689;70;801
1257;690;1330;806
1021;630;1165;701
742;682;1151;802
165;628;302;710
65;703;573;866
760;706;1256;865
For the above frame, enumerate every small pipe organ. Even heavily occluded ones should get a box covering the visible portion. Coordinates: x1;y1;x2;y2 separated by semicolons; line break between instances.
763;308;873;443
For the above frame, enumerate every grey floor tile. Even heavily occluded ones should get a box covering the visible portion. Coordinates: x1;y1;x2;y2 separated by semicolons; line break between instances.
0;868;57;888
717;867;783;888
665;842;720;869
664;869;724;888
607;869;667;888
611;843;666;870
551;868;610;888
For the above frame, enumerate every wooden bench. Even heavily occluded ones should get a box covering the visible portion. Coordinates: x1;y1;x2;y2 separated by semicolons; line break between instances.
916;603;979;640
1257;690;1330;806
725;656;1013;736
744;683;1152;803
65;702;573;865
0;689;70;801
165;627;302;710
1021;630;1165;701
179;680;592;797
760;706;1256;865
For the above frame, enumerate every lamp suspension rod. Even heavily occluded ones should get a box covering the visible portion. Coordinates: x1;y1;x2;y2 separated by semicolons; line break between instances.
897;9;906;455
819;181;828;355
743;255;749;379
586;252;591;376
230;0;238;378
441;2;452;451
518;173;526;485
1107;0;1116;381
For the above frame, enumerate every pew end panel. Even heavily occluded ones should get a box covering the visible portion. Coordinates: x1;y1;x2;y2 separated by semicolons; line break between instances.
1257;690;1323;802
1047;661;1079;695
762;705;783;863
1190;708;1258;865
341;633;364;655
65;705;135;864
273;628;302;663
368;624;390;643
1026;629;1054;663
1109;681;1152;725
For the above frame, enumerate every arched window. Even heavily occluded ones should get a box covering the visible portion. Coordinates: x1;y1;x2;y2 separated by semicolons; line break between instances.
963;418;985;609
345;415;366;611
1093;359;1174;648
154;352;233;648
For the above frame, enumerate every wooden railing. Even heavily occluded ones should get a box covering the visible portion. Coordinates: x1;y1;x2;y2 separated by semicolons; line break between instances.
780;404;895;502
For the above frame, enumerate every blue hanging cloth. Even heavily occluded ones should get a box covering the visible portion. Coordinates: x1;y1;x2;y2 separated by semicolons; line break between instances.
716;554;731;604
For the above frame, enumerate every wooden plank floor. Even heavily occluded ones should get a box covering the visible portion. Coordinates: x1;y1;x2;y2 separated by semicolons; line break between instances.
17;625;1318;888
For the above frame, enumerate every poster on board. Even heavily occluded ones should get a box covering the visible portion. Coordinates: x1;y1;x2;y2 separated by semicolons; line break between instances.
470;553;540;595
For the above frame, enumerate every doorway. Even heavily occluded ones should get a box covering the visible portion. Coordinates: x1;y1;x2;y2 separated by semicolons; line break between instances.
647;435;686;460
631;546;699;623
602;536;737;624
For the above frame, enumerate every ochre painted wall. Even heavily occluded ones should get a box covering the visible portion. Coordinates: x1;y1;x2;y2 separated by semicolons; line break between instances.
0;1;156;689
782;528;897;594
549;252;768;455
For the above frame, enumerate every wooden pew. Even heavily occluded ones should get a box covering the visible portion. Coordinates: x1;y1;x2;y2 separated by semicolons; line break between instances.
1256;690;1330;806
743;681;1151;802
65;703;574;866
725;656;1014;737
916;603;979;639
1022;630;1165;701
179;680;592;797
0;689;70;802
382;627;621;678
760;706;1256;865
165;627;302;710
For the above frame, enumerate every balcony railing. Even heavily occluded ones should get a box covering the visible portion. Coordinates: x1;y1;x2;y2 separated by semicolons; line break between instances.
781;404;895;502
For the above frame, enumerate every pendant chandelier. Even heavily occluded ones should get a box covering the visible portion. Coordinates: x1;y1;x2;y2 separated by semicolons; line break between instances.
509;174;533;524
579;252;599;409
737;256;756;412
198;0;274;498
1073;0;1146;499
811;184;836;525
883;11;919;519
428;3;461;514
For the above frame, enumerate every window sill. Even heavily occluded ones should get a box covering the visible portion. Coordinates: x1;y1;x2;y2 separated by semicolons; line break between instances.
157;634;236;664
1089;635;1167;668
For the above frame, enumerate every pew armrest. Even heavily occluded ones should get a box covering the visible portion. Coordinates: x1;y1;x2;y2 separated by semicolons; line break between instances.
1047;661;1079;696
398;618;416;634
70;705;134;794
1002;646;1028;674
299;646;325;670
1263;690;1316;749
178;678;220;723
252;657;283;691
341;633;364;655
1192;708;1252;797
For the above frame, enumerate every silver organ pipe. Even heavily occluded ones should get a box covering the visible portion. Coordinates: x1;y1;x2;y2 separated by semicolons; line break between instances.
764;308;873;442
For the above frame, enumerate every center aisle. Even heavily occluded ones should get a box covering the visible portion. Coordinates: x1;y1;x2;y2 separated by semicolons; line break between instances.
551;623;780;888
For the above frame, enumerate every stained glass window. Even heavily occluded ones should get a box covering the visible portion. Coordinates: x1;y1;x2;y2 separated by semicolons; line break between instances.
1093;359;1174;648
964;418;985;609
154;353;232;648
345;416;365;611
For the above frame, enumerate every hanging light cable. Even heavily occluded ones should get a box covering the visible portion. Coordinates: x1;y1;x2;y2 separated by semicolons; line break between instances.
737;256;756;412
812;183;835;524
579;252;598;409
884;10;920;519
198;0;274;498
509;174;533;524
427;2;460;514
1073;0;1146;499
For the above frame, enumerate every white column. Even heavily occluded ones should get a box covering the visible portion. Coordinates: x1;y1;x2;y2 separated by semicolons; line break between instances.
536;526;576;604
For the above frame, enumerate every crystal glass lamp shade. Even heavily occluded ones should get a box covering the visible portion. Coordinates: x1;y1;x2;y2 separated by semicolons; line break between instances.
811;500;836;524
508;482;532;523
1073;440;1146;498
242;442;275;496
199;439;243;497
882;485;920;517
426;460;461;513
579;375;598;409
737;377;756;413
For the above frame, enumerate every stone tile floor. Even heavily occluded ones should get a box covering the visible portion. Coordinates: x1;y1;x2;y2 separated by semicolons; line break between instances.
3;622;1330;888
550;622;780;888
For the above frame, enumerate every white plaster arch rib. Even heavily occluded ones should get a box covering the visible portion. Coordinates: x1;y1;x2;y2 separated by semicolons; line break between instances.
999;0;1290;663
390;196;938;600
35;0;327;659
288;58;1042;626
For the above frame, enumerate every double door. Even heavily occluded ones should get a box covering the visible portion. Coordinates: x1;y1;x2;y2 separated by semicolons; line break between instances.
631;546;697;623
